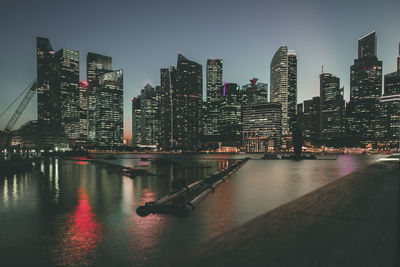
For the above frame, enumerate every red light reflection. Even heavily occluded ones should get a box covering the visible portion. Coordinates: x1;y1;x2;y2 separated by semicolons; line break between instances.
57;186;102;266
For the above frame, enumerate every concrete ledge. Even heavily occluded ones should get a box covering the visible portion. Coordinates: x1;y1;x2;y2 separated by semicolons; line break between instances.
165;162;399;267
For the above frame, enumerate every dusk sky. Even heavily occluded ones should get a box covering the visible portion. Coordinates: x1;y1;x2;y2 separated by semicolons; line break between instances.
0;0;399;140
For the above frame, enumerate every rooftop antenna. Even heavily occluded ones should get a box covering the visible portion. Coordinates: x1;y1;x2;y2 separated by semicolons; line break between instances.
321;65;324;74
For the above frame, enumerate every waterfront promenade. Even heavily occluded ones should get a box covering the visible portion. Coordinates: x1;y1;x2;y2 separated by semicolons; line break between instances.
167;161;399;267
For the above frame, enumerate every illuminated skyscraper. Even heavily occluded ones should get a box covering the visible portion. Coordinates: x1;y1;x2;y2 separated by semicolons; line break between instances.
86;53;112;142
303;97;321;144
347;31;382;145
53;49;80;140
37;37;55;126
95;70;123;147
270;46;297;135
205;59;223;136
219;83;245;145
380;43;400;145
242;103;282;152
160;66;175;149
131;96;142;147
173;54;202;150
319;72;345;142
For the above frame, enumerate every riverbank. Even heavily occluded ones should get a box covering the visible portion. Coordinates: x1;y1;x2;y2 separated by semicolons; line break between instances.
166;161;399;267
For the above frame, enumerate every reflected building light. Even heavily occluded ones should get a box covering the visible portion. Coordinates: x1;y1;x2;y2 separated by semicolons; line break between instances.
3;178;8;206
41;161;44;174
13;175;17;199
49;161;53;187
55;159;59;202
122;178;134;215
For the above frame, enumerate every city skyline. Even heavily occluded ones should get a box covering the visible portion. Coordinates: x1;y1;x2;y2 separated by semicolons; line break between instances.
0;0;399;141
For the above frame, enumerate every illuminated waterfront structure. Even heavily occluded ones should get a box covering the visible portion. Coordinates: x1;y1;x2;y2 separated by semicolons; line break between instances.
347;31;383;145
131;96;142;147
95;70;123;148
53;49;80;140
86;53;112;142
36;37;57;148
140;84;160;147
219;83;245;145
205;59;223;136
160;67;175;149
319;72;345;142
173;54;203;150
242;102;282;152
303;97;321;144
270;46;297;135
380;44;400;146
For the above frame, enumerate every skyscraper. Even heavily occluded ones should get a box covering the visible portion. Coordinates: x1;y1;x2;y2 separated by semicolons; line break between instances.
160;66;175;149
37;37;55;126
86;53;112;142
242;78;268;104
219;83;245;145
381;43;400;145
53;49;80;141
242;103;282;152
270;46;297;135
205;59;223;136
173;54;203;150
303;97;321;144
347;31;382;145
319;72;345;142
95;70;123;148
131;96;142;147
140;84;159;147
78;81;89;142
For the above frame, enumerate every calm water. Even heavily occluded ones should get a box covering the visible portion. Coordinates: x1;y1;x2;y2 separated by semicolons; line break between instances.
0;153;385;266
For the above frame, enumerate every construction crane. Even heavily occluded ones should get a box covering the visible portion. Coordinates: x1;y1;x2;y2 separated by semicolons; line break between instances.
2;80;37;132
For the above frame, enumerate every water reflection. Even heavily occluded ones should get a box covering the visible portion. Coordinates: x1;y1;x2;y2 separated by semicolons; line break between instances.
55;186;102;266
0;154;386;267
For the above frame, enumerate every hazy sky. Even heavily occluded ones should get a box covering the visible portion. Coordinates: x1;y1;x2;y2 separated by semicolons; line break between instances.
0;0;399;139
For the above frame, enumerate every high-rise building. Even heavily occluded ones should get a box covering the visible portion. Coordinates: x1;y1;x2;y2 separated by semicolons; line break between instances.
205;59;223;136
384;43;400;96
160;67;175;149
53;49;80;140
380;43;400;146
319;73;345;142
270;46;297;135
347;31;383;145
219;83;245;145
37;37;55;126
78;81;89;142
131;96;142;147
172;54;203;150
242;103;282;152
86;53;112;142
303;97;321;144
242;78;268;104
140;84;159;147
95;70;123;147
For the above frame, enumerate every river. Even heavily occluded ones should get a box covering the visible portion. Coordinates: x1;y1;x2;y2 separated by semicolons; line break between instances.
0;153;385;266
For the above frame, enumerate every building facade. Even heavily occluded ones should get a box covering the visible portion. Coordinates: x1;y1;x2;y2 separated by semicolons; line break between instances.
95;70;123;148
205;59;223;136
347;31;383;145
53;49;80;141
172;54;203;150
242;102;282;152
319;73;345;142
86;53;112;142
270;46;297;135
